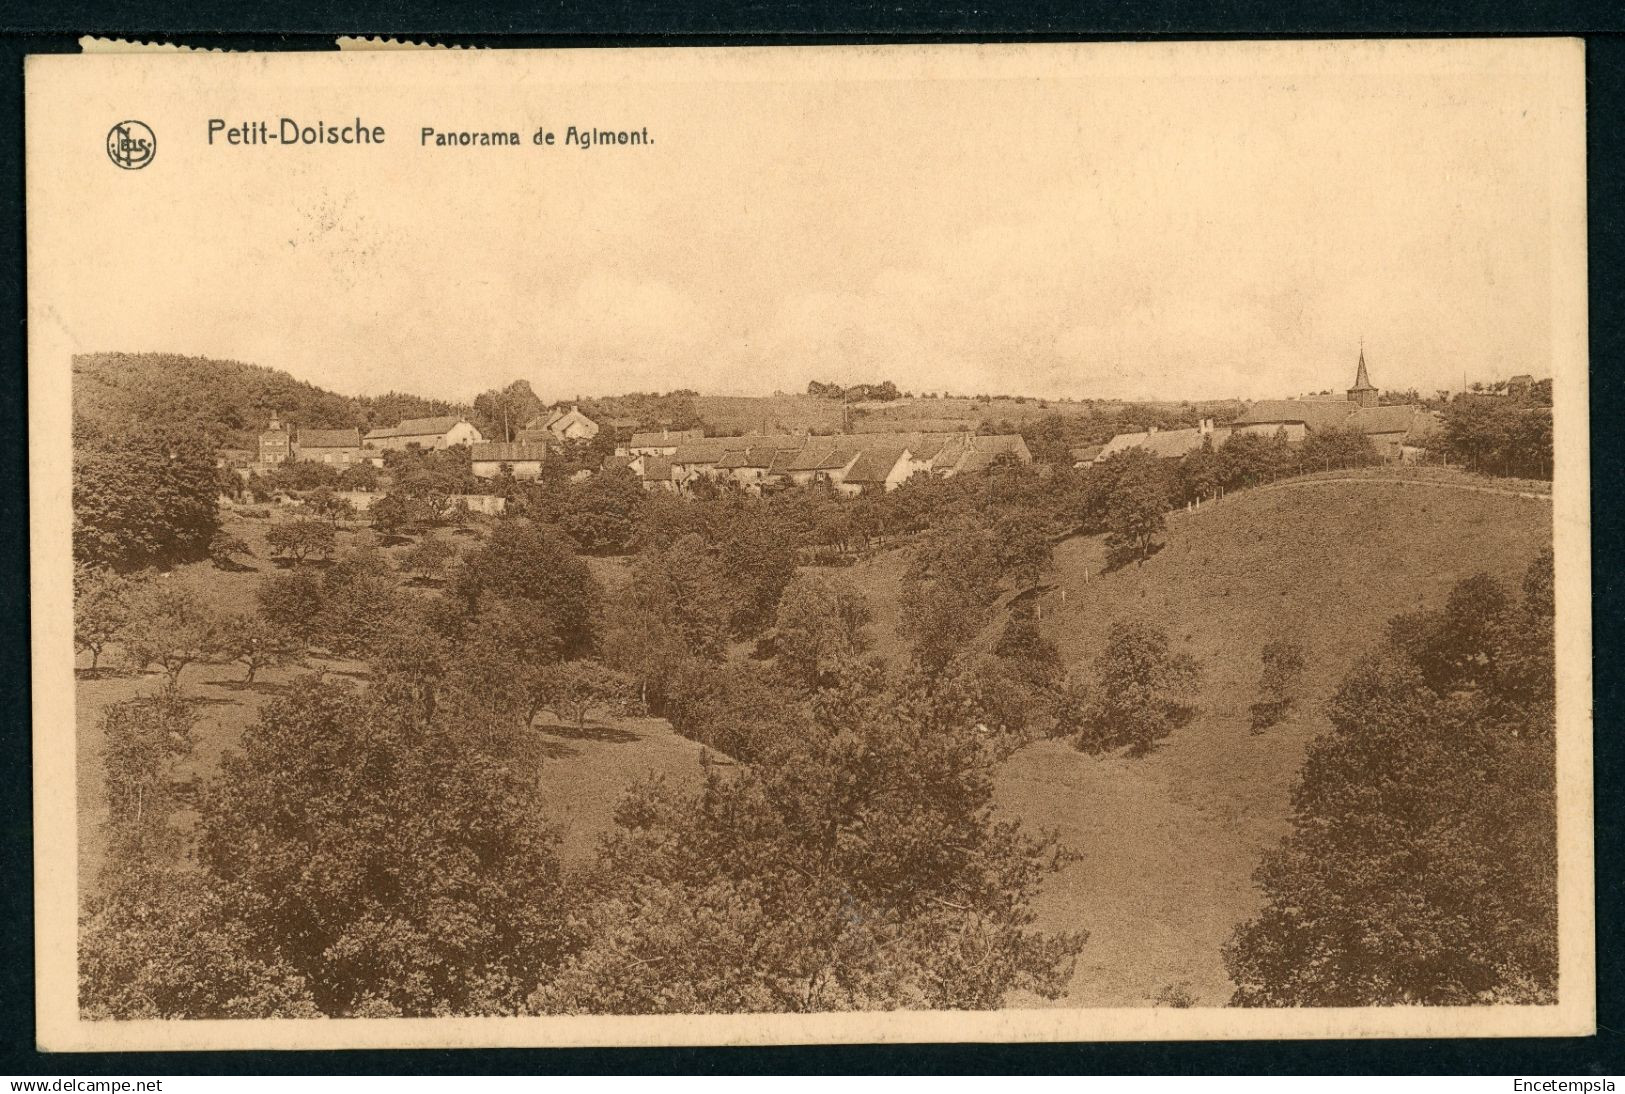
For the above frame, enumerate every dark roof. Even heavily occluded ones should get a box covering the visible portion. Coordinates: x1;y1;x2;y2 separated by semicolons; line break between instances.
1096;427;1229;462
671;444;725;465
296;428;361;449
368;415;468;439
953;434;1034;473
640;456;674;482
1234;400;1359;430
471;442;549;463
844;447;909;484
787;446;857;472
1348;405;1424;435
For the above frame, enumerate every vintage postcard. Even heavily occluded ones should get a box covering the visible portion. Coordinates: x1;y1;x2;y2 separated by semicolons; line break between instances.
26;39;1592;1050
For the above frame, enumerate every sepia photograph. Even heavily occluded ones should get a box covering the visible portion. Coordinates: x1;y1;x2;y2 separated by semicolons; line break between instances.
25;39;1592;1050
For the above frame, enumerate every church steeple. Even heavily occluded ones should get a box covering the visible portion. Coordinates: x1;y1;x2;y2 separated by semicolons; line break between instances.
1348;341;1378;408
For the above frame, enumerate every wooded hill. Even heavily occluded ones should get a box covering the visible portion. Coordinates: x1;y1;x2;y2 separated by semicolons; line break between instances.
72;353;467;452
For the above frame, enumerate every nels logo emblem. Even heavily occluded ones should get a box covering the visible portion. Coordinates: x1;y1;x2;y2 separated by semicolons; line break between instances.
106;120;156;169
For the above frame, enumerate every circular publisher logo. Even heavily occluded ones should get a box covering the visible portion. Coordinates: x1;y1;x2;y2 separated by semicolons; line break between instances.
106;120;156;169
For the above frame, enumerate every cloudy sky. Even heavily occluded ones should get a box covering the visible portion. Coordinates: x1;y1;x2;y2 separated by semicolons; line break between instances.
38;40;1577;403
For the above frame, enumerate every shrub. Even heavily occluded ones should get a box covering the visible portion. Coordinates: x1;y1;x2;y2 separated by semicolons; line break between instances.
1249;638;1306;732
1073;620;1199;756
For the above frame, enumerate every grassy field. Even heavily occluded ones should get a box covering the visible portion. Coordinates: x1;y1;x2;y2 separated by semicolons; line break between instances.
75;514;698;905
1011;476;1549;1006
77;470;1550;1007
829;469;1551;1005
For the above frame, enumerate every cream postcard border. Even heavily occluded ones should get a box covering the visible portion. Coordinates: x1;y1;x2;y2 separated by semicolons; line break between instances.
25;39;1594;1051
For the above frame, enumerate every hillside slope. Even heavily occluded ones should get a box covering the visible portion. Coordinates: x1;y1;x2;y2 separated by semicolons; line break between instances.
73;352;465;450
847;474;1552;1006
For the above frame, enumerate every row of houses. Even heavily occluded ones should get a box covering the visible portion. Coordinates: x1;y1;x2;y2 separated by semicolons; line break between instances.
248;404;622;470
1085;351;1444;468
609;429;1032;495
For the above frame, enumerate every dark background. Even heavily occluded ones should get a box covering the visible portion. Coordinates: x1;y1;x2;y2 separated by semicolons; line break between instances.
0;2;1618;1076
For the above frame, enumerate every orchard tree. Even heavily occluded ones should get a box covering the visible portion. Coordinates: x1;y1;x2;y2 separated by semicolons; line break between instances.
1095;449;1172;565
532;660;639;731
74;565;138;672
97;685;197;873
561;466;647;554
400;536;456;583
120;579;227;688
713;504;800;636
994;510;1054;591
256;567;325;649
772;574;873;691
266;518;337;565
223;613;300;683
208;530;253;570
1073;619;1200;756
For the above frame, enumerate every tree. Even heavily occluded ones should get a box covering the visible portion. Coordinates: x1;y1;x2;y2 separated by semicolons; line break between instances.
302;488;354;526
1224;556;1556;1005
197;680;569;1016
557;465;647;554
369;492;433;539
120;580;227;688
74;439;220;571
208;530;253;570
74;565;137;672
315;548;402;657
455;521;601;658
1097;449;1171;565
533;678;1083;1014
400;536;457;583
256;567;325;648
1298;426;1375;472
771;574;873;691
1073;619;1199;756
601;535;734;712
223;613;299;683
1179;436;1222;503
994;510;1054;590
713;505;800;636
473;379;545;443
898;520;1006;672
81;871;319;1020
1249;637;1307;732
82;682;320;1020
265;518;336;565
97;685;197;872
531;660;638;730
